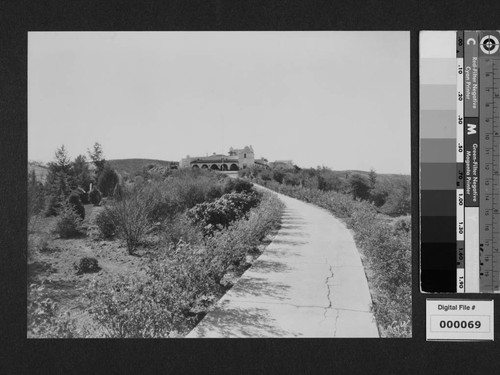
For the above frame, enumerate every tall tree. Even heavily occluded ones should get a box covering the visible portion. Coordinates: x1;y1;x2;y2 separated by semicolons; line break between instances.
88;142;106;180
73;154;92;190
48;145;72;175
45;145;74;215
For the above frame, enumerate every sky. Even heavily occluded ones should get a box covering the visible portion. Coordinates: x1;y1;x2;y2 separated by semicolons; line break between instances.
28;32;410;174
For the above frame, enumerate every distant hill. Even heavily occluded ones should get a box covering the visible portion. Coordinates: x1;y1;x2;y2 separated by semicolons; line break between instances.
106;159;178;177
28;162;49;183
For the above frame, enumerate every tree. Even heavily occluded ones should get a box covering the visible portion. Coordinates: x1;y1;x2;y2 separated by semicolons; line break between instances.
47;145;73;176
88;142;106;180
349;173;371;201
317;167;341;192
272;169;285;184
368;168;377;189
28;169;45;216
45;145;74;215
382;179;411;216
73;154;92;190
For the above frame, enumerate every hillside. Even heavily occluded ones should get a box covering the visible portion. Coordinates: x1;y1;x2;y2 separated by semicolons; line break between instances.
28;162;49;183
106;158;177;177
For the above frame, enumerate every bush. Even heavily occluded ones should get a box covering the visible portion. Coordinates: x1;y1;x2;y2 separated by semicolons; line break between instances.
89;187;102;206
272;169;285;184
204;192;284;282
45;193;64;217
74;257;100;275
27;283;81;338
86;251;218;337
162;213;203;247
392;216;411;234
223;178;253;194
380;180;411;216
85;191;285;338
113;183;125;201
68;192;85;220
94;208;118;239
187;191;261;235
370;186;389;207
76;187;90;204
349;173;371;201
55;202;83;238
110;186;156;254
283;172;301;186
98;165;119;197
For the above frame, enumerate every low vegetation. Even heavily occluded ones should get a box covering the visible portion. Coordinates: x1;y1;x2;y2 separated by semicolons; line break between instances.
242;165;411;338
28;144;409;338
27;149;284;338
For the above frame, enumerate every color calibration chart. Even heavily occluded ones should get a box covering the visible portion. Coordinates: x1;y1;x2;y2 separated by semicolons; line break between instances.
420;31;500;293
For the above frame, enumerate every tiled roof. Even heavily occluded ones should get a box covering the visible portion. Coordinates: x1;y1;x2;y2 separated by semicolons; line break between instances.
190;156;238;164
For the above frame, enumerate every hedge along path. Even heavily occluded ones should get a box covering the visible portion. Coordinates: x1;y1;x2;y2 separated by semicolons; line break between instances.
187;184;380;338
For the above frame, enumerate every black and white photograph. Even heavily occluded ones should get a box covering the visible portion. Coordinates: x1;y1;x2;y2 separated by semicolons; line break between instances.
27;31;411;338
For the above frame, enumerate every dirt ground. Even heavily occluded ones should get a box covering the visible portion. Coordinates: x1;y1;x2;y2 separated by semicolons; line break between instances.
27;203;159;336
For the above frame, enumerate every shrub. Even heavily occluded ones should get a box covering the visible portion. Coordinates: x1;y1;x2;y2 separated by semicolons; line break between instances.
204;192;284;282
86;251;218;338
187;191;261;235
111;186;156;254
349;173;371;201
27;283;81;338
370;186;389;207
272;169;285;184
74;257;100;274
45;193;64;217
392;215;411;234
380;180;411;216
89;187;102;206
283;172;301;186
85;190;284;338
223;178;253;194
94;208;118;239
75;187;90;204
55;202;83;238
260;170;272;181
68;192;85;220
113;183;125;201
162;213;203;247
98;165;119;197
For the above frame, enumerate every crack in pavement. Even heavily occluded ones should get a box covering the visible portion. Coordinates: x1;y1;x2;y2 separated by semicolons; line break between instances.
222;299;330;310
323;258;334;322
332;308;339;336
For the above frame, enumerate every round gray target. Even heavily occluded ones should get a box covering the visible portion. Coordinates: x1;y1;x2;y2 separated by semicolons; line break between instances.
480;34;499;54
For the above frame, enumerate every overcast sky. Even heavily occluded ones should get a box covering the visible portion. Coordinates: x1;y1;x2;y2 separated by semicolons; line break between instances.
29;32;410;174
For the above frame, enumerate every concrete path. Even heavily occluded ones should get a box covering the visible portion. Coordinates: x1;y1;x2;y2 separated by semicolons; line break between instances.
187;186;379;338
